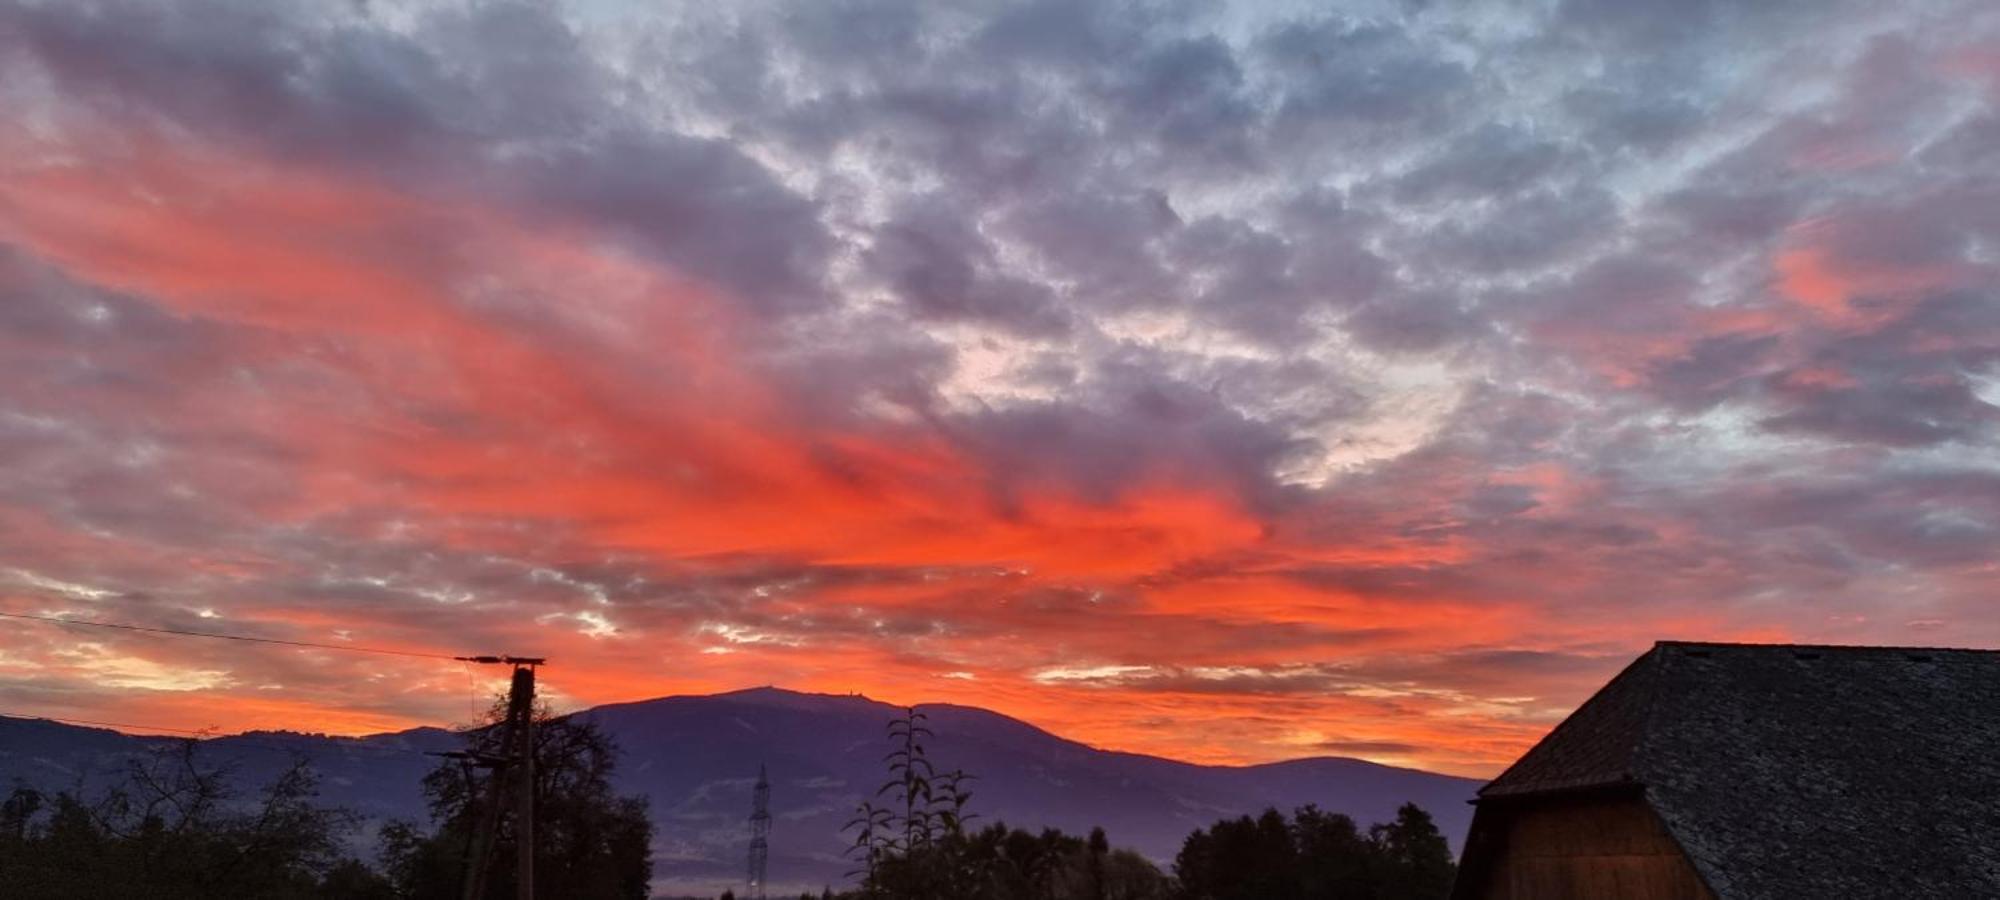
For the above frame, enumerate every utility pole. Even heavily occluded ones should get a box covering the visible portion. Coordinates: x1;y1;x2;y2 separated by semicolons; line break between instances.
747;764;770;900
456;742;510;900
450;655;545;900
511;664;535;900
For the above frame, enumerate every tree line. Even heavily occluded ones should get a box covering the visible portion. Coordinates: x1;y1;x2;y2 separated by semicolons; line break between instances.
0;701;651;899
809;707;1453;900
0;705;1453;899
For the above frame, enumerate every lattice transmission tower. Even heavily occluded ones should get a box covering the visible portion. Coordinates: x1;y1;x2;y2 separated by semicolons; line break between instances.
746;764;770;900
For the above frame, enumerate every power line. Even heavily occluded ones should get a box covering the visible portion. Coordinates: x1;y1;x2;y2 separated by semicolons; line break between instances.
0;610;466;661
0;711;223;737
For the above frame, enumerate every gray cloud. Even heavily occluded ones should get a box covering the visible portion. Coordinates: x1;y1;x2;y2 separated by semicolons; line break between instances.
2;0;1999;752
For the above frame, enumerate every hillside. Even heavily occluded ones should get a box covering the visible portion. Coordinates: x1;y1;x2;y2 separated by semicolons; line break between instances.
0;688;1478;895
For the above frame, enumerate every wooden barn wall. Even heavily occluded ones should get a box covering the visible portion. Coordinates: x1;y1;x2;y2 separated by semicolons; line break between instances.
1464;796;1714;900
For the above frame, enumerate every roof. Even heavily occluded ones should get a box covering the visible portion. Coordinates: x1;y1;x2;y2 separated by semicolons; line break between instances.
1477;641;2000;899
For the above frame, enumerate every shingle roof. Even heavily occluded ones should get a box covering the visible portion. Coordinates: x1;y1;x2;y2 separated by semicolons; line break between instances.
1477;641;2000;899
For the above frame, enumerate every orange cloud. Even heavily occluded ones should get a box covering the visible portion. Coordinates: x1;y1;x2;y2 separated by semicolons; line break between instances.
1773;239;1959;326
0;110;1932;782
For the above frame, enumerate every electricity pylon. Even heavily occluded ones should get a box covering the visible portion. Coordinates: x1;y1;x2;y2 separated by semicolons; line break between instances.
747;764;771;899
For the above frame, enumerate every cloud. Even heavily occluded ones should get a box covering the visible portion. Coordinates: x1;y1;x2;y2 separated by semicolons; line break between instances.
0;0;1996;777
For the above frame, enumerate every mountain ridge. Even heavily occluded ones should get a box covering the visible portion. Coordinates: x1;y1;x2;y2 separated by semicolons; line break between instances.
691;686;1458;779
0;687;1480;895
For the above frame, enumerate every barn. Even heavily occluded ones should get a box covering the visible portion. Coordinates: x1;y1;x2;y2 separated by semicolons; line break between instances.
1450;641;2000;900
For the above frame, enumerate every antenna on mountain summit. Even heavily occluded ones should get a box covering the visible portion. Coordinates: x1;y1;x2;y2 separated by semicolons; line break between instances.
747;764;771;899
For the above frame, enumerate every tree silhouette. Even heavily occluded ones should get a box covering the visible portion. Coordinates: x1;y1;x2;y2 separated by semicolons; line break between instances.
380;701;652;899
0;740;380;898
1368;803;1454;900
1173;803;1455;900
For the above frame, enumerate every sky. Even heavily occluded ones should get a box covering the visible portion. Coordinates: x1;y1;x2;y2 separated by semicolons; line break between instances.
0;0;1997;778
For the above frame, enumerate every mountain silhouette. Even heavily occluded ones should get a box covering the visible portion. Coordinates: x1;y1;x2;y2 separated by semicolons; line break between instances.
0;687;1477;895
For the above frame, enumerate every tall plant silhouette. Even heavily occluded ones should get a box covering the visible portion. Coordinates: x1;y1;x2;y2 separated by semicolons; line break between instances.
931;769;976;839
844;707;982;898
884;708;934;852
844;800;893;893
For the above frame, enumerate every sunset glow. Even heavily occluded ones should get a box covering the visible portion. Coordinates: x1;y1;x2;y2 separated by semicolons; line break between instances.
2;0;1997;778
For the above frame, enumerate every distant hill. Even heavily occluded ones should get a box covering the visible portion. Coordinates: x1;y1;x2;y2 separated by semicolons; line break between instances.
0;688;1479;895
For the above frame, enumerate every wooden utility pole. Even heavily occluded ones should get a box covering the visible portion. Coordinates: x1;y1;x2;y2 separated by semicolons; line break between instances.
511;663;536;900
458;742;510;900
451;655;545;900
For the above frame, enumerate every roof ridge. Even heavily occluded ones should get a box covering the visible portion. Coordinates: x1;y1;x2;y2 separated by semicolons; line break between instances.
1655;640;2000;654
1476;646;1660;798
